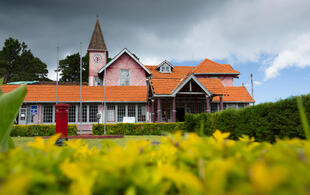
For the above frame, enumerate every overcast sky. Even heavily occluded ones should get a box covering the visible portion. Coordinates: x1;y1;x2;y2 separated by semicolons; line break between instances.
1;0;310;103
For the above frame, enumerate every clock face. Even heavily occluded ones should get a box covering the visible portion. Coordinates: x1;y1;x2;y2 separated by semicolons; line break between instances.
93;54;102;63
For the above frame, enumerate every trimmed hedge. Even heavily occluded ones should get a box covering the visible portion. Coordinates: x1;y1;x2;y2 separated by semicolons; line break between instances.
184;94;310;142
92;122;184;135
10;124;78;137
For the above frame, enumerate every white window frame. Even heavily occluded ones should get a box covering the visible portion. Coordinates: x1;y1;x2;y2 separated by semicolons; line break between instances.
120;69;130;86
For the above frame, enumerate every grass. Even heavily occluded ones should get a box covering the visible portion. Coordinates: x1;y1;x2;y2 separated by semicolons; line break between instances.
12;136;163;148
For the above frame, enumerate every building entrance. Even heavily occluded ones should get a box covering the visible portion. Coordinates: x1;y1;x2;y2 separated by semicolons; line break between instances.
176;107;185;122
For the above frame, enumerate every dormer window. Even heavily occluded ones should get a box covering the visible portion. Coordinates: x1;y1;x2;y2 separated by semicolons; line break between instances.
157;60;173;73
160;64;171;73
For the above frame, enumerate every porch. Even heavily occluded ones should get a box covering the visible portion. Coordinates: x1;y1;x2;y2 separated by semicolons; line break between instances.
148;94;224;122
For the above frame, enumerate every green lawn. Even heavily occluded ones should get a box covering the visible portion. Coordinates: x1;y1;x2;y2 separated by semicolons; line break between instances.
12;136;163;148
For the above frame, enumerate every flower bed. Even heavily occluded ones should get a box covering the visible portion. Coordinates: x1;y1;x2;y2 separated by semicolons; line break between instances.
1;131;310;194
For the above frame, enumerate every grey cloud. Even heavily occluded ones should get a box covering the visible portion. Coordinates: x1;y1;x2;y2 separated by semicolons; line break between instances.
1;0;310;80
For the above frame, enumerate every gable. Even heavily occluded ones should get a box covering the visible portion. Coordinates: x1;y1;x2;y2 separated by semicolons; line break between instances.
171;75;212;96
156;60;174;73
98;48;151;75
103;52;147;86
179;79;205;93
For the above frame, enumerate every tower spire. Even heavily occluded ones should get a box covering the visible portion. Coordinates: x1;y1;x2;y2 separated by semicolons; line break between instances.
88;17;107;51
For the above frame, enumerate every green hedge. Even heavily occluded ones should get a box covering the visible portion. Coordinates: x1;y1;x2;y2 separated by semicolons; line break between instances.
92;122;184;135
184;94;310;142
10;124;78;137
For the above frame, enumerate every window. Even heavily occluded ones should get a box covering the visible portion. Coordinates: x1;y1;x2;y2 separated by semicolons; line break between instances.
27;105;35;123
120;69;130;86
161;102;171;121
238;103;245;108
89;104;98;122
138;105;146;122
20;105;26;121
68;105;76;123
225;104;237;110
128;104;136;118
160;64;171;73
94;77;102;86
198;103;205;113
107;104;115;122
117;104;126;122
211;103;219;113
43;105;53;123
82;104;88;122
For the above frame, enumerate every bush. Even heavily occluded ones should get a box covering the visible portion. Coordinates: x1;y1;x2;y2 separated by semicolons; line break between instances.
10;124;78;136
2;131;310;194
184;94;310;142
92;122;185;135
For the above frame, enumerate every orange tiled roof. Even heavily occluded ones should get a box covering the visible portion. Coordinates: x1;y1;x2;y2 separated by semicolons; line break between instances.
212;86;254;103
197;78;227;95
150;78;182;95
146;65;193;79
193;59;239;74
1;85;147;102
148;65;193;95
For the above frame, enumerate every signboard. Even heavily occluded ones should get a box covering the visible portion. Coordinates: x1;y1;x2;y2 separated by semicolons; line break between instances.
123;117;135;123
30;105;38;115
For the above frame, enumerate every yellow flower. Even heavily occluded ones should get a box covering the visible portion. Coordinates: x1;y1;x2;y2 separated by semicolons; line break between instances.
239;134;255;142
159;163;203;191
213;130;230;144
249;162;287;194
60;161;97;195
27;134;60;152
0;173;31;195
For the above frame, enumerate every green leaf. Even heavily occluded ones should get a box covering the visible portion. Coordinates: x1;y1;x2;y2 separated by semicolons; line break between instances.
297;97;310;140
0;77;3;95
0;84;27;152
8;136;15;149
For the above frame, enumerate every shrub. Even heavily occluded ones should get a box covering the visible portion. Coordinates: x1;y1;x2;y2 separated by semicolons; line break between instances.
92;122;184;135
10;124;78;136
2;131;310;194
184;94;310;142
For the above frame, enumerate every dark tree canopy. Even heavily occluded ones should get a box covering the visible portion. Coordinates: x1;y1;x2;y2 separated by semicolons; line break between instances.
58;53;113;82
58;53;89;82
0;37;49;83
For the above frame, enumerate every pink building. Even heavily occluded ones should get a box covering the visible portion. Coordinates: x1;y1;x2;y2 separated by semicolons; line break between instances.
2;19;254;124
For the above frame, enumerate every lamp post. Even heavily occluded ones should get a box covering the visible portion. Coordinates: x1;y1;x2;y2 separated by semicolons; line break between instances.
96;112;101;130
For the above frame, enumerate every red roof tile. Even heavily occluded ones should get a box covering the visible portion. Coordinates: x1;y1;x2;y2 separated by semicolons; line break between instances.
193;59;239;75
150;78;182;95
1;85;147;102
146;65;193;79
212;86;254;103
197;78;227;95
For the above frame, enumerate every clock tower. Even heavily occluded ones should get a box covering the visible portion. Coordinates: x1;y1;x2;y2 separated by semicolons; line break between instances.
88;18;108;86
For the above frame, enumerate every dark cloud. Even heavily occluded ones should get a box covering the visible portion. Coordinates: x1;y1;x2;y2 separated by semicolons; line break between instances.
1;0;310;80
0;0;224;79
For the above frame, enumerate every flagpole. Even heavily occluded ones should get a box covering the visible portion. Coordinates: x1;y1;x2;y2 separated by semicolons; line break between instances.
80;42;82;125
56;46;59;104
104;66;106;135
251;73;254;105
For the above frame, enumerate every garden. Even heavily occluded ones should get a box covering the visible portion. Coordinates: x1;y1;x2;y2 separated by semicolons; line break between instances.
1;81;310;194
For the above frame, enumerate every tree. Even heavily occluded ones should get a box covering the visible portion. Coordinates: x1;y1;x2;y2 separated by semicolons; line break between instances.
0;37;49;83
58;53;113;82
58;53;89;82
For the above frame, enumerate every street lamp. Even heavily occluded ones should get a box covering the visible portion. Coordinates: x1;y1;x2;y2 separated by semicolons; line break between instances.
96;112;101;130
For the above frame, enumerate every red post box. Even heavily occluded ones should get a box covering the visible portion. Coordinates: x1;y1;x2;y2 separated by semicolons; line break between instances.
55;104;70;139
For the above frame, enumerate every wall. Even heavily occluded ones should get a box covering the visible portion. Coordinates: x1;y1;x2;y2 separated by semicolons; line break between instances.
219;76;234;86
89;51;106;86
196;75;234;86
104;53;147;86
